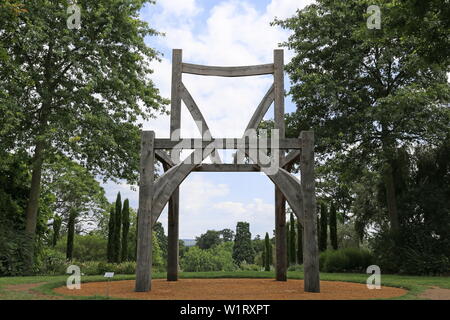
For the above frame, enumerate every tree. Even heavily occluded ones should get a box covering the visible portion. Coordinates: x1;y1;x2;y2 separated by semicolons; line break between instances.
264;232;272;271
220;228;235;242
107;206;115;263
296;221;303;264
51;215;62;247
153;222;168;261
113;193;122;263
232;222;255;265
289;212;296;264
329;202;338;250
196;230;222;250
41;155;107;260
319;202;328;252
274;0;450;235
0;0;168;267
121;199;130;261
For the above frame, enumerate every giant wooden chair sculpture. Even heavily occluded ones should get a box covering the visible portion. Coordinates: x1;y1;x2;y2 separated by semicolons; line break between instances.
135;49;320;293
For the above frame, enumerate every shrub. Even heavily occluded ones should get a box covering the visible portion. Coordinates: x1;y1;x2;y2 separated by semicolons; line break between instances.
287;264;303;272
36;248;67;275
181;242;236;272
320;248;373;273
239;262;261;271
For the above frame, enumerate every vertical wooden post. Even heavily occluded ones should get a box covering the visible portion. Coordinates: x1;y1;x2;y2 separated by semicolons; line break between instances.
135;131;155;292
274;49;287;281
300;131;320;293
167;49;182;281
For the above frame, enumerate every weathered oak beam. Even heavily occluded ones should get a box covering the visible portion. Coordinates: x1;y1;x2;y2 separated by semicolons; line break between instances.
281;149;301;168
135;131;155;292
245;84;275;131
300;131;320;293
155;150;175;168
180;82;222;163
182;63;274;77
194;164;260;172
274;49;287;282
168;49;181;282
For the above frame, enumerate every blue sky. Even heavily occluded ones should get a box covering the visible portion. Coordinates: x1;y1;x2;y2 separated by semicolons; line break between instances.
101;0;314;239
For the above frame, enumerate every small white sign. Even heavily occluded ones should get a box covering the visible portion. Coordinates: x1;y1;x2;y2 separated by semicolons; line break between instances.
104;272;115;278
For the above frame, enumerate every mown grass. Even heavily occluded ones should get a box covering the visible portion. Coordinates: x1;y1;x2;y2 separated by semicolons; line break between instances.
0;271;448;300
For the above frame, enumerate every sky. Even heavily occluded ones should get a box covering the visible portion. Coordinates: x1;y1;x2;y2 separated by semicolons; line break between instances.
101;0;314;239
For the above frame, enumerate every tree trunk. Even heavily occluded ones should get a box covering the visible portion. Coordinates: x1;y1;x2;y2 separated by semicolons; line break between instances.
383;162;400;232
66;209;76;261
24;141;46;268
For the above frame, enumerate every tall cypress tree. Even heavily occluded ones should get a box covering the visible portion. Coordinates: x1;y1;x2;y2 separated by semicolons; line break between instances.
107;206;115;263
66;209;77;260
319;202;328;252
329;202;338;250
52;215;62;247
113;192;122;263
296;221;303;264
121;199;130;261
232;222;255;265
289;212;296;264
264;232;271;271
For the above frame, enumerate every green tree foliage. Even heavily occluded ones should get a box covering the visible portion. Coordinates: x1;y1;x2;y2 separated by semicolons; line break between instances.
113;192;122;263
329;202;338;250
51;215;62;247
55;234;107;262
220;228;235;242
153;222;168;261
0;0;168;266
41;156;107;261
107;206;115;263
319;203;328;252
196;230;222;250
263;232;272;271
181;242;235;272
274;0;450;234
370;140;450;275
296;221;303;264
232;222;255;265
289;212;296;264
151;231;163;269
121;199;130;261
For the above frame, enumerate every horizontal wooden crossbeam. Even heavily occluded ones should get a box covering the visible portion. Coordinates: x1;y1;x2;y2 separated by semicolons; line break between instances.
182;63;274;77
153;138;301;149
193;164;260;172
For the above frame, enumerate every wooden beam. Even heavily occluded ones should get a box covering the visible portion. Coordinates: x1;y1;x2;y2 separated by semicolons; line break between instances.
245;84;274;131
155;150;175;168
135;131;155;292
275;188;287;281
153;138;301;149
180;82;222;163
281;149;300;168
300;131;320;293
194;164;260;172
274;49;287;282
168;49;181;282
182;63;274;77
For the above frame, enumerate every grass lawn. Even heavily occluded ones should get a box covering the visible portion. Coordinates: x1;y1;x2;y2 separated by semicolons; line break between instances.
0;271;448;300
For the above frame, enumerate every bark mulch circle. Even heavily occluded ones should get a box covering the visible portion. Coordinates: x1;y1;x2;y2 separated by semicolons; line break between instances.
54;278;407;300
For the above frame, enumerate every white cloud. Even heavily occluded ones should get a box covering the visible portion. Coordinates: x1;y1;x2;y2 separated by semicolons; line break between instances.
159;0;202;17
